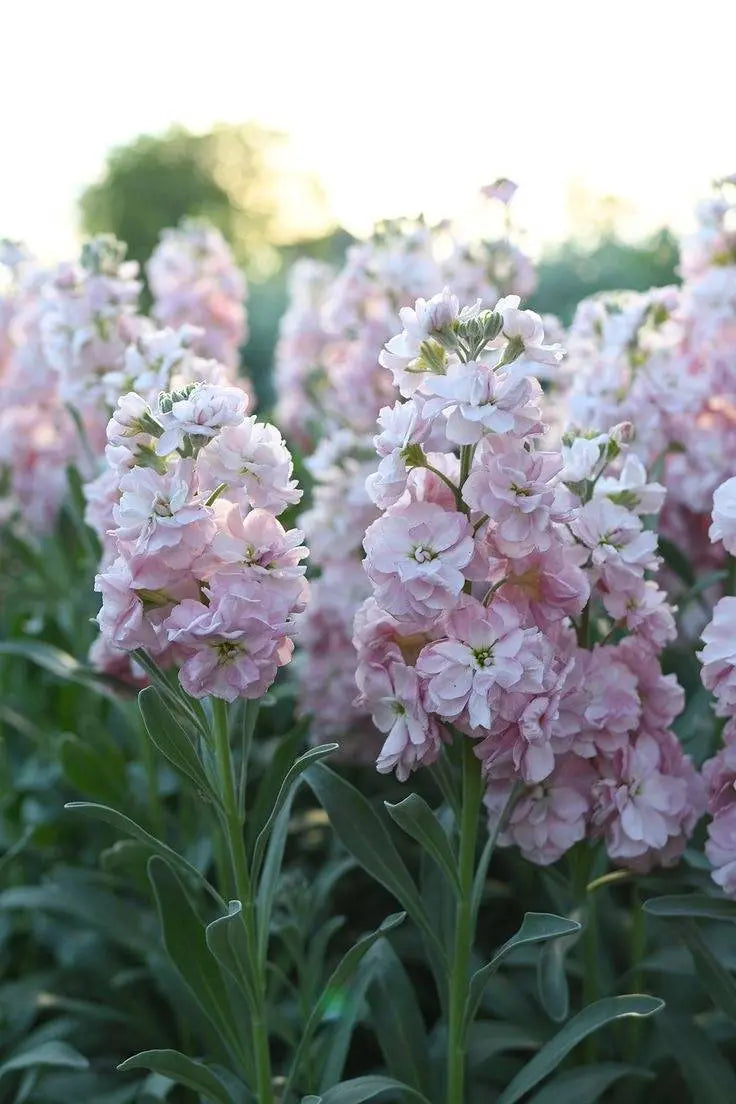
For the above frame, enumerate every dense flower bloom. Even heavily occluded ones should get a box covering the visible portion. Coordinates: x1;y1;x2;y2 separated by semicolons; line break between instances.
92;379;307;701
363;502;474;626
591;729;704;871
356;660;443;780
417;597;548;730
699;597;736;715
147;220;247;368
485;753;596;866
710;476;736;554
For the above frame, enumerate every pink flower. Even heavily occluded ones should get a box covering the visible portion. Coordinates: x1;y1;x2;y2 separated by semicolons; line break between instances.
485;545;589;627
422;360;543;445
703;723;736;816
363;501;473;626
710;476;736;554
595;454;666;516
356;660;443;781
485;753;596;866
164;595;292;702
416;596;548;730
463;442;564;556
554;646;642;758
699;597;736;715
481;179;518;205
706;806;736;897
113;460;214;574
570;498;659;584
495;295;564;368
95;556;176;653
591;729;704;871
601;578;677;648
156;383;247;455
107;392;161;451
197;415;301;513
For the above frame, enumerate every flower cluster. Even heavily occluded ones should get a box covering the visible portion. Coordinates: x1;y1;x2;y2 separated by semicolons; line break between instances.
92;379;306;700
42;235;145;420
356;290;704;870
147;219;248;369
281;190;550;746
699;475;736;894
565;177;736;601
0;244;85;532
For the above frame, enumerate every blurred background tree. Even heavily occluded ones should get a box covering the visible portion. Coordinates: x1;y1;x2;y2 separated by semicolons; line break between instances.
532;228;679;323
79;122;331;275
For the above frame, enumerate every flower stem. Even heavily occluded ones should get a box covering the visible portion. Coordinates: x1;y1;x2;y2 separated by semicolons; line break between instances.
446;738;483;1104
212;697;273;1104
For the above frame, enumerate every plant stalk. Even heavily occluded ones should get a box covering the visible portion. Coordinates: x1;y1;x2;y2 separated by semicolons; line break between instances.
212;697;273;1104
446;738;483;1104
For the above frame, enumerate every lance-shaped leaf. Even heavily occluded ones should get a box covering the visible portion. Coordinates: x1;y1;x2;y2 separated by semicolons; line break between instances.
497;995;664;1104
0;1041;89;1081
526;1062;651;1104
644;894;736;923
139;686;215;799
305;764;443;965
384;793;460;893
283;913;405;1101
118;1049;238;1104
304;1075;431;1103
467;912;581;1027
147;857;245;1069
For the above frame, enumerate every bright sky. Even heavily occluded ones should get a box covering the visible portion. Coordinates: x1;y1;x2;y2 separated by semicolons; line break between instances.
2;0;734;260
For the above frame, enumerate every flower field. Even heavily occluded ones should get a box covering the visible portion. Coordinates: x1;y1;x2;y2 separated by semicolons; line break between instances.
1;178;736;1103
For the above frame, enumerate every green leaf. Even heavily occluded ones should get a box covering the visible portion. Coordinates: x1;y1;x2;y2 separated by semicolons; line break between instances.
497;995;664;1104
537;936;570;1023
138;686;214;798
364;940;431;1096
246;722;306;850
0;1040;89;1080
118;1050;236;1104
205;900;257;1009
644;894;736;923
65;801;224;909
251;743;337;882
59;735;127;806
679;570;729;605
147;857;244;1067
467;913;581;1026
659;536;695;587
526;1063;651;1104
0;640;125;699
467;1021;541;1068
681;920;736;1021
304;764;442;964
658;1010;736;1103
284;913;405;1101
384;793;460;893
256;786;298;960
311;1076;432;1104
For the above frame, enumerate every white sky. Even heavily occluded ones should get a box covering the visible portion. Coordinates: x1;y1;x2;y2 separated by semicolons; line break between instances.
2;0;734;259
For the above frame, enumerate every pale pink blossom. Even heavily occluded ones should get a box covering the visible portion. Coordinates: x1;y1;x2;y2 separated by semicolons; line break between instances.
165;596;292;702
495;295;564;368
416;597;548;730
197;416;301;512
710;476;736;554
363;501;473;626
422;360;543;445
463;442;564;557
156;383;247;455
485;753;596;866
699;597;736;715
356;660;443;781
592;729;704;871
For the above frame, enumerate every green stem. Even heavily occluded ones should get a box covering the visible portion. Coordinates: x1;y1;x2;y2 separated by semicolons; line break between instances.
582;889;599;1063
577;599;591;649
212;698;273;1104
446;739;483;1104
136;711;164;838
